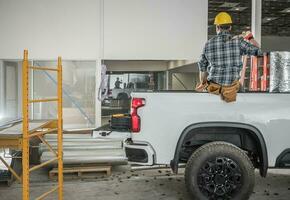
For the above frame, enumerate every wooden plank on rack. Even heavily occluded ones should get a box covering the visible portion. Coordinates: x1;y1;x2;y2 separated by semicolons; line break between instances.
0;120;57;139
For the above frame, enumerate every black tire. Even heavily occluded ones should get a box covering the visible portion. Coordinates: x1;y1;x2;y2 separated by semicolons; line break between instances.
185;141;255;200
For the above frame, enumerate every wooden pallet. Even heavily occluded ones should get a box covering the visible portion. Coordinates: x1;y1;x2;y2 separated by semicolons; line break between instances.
49;165;112;179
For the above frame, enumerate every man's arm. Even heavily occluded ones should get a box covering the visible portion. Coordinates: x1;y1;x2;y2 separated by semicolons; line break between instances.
199;71;208;84
240;31;262;56
248;38;260;48
240;39;262;56
243;31;260;47
196;46;209;91
198;45;209;82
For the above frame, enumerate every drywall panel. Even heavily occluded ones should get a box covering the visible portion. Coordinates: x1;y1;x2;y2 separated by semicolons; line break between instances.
104;0;208;60
0;0;100;60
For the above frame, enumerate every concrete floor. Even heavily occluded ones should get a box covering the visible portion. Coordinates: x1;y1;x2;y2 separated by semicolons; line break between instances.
1;167;290;200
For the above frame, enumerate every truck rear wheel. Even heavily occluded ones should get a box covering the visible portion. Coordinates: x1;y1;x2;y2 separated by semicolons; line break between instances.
185;142;255;200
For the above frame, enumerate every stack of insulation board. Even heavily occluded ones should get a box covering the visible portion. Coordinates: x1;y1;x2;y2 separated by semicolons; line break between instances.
40;134;128;167
270;51;290;92
0;149;11;182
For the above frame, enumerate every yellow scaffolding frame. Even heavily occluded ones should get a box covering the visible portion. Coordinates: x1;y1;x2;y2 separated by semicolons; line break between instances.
22;49;63;200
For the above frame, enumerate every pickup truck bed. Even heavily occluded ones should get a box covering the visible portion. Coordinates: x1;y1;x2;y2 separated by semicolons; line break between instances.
119;91;290;200
129;92;290;166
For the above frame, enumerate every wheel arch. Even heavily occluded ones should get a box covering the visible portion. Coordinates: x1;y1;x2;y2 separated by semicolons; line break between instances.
170;122;268;177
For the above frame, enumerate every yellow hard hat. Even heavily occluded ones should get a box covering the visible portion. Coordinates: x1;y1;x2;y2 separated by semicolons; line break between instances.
214;12;232;25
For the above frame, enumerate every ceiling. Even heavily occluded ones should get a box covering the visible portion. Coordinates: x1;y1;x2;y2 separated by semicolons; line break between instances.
208;0;290;36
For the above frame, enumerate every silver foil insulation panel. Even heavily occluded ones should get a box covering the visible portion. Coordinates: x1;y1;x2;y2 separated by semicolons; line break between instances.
270;52;290;92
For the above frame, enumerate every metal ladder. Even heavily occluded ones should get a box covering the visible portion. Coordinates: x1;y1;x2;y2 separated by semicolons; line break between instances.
240;53;269;92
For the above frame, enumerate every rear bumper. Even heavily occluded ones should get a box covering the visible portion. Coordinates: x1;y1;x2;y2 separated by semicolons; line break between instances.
92;129;155;166
124;141;155;165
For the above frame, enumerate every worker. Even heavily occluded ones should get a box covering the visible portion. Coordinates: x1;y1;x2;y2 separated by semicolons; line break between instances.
114;77;122;89
196;12;262;102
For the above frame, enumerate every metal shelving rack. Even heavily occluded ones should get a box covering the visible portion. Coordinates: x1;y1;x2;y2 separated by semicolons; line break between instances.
22;49;63;200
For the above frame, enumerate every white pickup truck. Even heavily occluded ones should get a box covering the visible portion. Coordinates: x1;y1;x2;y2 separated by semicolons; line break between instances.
110;91;290;200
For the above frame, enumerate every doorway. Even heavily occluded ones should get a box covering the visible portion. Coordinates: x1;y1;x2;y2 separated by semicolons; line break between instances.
3;61;18;119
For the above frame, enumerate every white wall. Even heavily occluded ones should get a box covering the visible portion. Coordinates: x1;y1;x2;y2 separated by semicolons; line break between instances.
262;36;290;52
0;0;208;61
104;0;208;60
0;0;101;60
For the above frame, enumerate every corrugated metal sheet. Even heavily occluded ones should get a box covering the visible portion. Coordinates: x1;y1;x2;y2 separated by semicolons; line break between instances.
40;134;127;167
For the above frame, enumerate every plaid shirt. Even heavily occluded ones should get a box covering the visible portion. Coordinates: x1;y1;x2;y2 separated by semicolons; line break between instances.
198;31;262;86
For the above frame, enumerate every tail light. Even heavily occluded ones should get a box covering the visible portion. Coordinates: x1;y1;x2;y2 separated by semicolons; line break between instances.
131;98;145;133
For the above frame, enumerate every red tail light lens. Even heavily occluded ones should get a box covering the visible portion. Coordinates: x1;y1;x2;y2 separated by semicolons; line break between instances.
131;114;141;132
131;98;145;133
132;98;145;109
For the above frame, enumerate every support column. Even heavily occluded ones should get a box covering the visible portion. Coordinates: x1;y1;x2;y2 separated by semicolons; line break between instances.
252;0;262;45
95;60;102;127
0;61;4;118
95;0;104;127
30;60;34;120
166;70;172;90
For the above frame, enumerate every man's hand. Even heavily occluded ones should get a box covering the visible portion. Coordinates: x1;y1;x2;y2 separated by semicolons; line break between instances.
195;82;207;92
199;71;208;84
241;31;260;47
242;31;254;41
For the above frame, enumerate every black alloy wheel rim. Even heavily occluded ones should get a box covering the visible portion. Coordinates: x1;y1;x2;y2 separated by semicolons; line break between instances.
197;157;243;200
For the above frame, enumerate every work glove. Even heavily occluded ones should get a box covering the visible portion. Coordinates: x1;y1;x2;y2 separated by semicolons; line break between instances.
242;31;254;41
